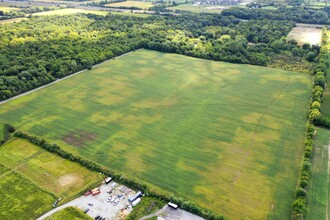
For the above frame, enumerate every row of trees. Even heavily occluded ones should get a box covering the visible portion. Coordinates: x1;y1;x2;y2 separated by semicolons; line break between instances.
308;29;330;127
291;28;329;220
222;6;330;24
14;131;226;220
0;13;317;101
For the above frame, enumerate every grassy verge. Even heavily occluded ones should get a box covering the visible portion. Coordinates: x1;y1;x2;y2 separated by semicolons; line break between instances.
306;128;330;220
45;207;93;220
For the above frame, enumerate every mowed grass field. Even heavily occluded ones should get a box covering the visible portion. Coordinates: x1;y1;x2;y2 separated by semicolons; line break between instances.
0;138;102;219
0;50;311;219
307;128;330;220
106;1;153;9
0;6;20;12
32;8;109;16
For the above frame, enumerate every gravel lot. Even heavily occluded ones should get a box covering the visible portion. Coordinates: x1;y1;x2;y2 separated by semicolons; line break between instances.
38;182;135;220
140;205;206;220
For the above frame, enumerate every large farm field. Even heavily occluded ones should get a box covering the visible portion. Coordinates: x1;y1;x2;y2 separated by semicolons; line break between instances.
0;138;102;219
0;50;311;219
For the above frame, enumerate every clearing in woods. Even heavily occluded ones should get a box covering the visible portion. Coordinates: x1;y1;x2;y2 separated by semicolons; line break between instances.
286;24;323;46
0;138;102;219
0;50;311;219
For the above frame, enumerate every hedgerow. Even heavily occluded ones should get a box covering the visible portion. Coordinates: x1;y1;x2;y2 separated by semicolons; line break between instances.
292;27;329;219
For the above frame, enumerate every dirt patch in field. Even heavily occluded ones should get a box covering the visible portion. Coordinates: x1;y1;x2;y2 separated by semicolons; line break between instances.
59;173;83;187
62;130;97;147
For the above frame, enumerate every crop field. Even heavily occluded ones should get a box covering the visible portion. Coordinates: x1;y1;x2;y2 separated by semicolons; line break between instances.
106;1;153;9
32;8;109;16
307;128;330;220
0;163;55;219
286;25;322;46
0;50;311;219
0;138;102;198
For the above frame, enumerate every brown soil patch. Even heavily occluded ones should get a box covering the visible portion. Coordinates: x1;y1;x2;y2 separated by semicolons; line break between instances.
62;130;97;147
59;173;82;187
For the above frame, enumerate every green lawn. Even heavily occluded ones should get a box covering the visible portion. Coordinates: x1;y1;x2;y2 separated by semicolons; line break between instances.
307;128;330;220
46;207;93;220
0;50;311;219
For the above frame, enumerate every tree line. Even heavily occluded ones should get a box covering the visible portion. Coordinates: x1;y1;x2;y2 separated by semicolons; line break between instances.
0;13;317;101
291;28;329;220
222;6;330;24
14;131;226;220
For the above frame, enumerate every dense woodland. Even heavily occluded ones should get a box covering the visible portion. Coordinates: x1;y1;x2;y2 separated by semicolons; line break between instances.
0;13;318;100
222;6;330;24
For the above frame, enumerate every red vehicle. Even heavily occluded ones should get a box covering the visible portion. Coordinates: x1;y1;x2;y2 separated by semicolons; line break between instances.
84;191;92;196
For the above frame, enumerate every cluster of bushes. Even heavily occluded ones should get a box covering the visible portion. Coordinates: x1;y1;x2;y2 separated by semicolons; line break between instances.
14;131;226;220
0;124;15;146
309;29;330;128
291;28;329;219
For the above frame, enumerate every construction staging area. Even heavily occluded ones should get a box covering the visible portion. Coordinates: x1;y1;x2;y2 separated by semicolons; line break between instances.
38;180;138;220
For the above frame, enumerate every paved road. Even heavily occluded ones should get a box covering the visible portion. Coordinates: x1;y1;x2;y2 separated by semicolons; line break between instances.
0;50;137;105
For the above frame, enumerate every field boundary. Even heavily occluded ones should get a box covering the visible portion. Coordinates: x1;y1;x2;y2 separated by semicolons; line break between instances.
0;49;139;106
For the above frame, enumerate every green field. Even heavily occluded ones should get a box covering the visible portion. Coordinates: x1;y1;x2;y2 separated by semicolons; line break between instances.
307;128;330;220
106;1;153;9
0;6;20;12
0;138;102;219
32;8;109;16
0;138;102;198
0;17;27;25
46;207;93;220
321;31;330;116
0;164;55;220
0;50;311;219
